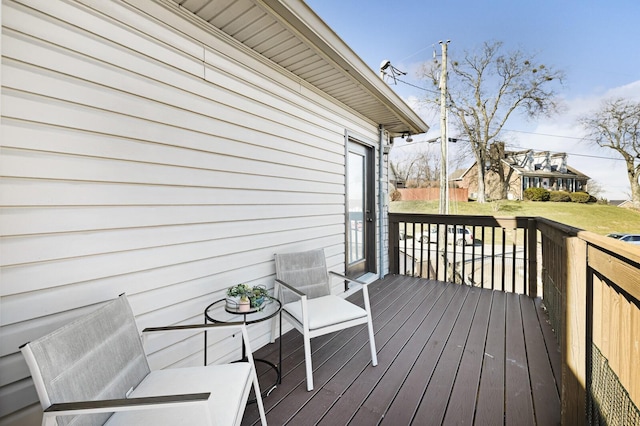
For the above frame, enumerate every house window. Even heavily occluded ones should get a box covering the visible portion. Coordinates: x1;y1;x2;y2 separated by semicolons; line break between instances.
534;177;540;187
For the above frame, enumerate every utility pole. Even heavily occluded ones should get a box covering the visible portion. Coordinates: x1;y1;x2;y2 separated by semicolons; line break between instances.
438;40;450;214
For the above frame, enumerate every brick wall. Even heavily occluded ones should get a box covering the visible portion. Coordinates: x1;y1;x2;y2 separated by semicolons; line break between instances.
397;188;468;202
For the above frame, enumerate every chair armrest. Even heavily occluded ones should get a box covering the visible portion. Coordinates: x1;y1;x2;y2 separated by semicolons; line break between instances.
275;278;306;299
142;322;244;334
329;271;369;287
45;393;211;416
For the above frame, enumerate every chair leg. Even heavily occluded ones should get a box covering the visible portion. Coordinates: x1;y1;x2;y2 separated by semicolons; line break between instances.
303;333;314;391
367;317;378;366
362;284;378;367
254;375;268;426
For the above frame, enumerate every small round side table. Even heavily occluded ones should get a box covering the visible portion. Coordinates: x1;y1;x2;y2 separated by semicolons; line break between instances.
203;296;282;400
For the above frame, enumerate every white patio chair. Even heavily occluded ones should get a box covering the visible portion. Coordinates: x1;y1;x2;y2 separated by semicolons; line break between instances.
271;249;377;391
20;294;267;426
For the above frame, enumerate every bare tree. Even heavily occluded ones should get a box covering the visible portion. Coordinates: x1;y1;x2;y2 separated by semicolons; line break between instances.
413;149;439;187
586;179;604;199
579;98;640;205
389;155;416;189
419;41;564;202
390;148;439;188
487;141;515;199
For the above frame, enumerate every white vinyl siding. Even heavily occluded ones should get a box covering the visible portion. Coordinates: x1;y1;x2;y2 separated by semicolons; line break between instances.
0;0;382;423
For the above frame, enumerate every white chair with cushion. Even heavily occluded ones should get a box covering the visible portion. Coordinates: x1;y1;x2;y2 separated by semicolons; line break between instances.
20;294;267;426
271;249;377;391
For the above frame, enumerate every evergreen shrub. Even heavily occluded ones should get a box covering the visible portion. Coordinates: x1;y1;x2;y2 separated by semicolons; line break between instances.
570;192;593;203
524;187;550;201
549;191;572;202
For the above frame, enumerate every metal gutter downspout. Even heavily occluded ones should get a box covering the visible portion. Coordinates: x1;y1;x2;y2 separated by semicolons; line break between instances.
378;125;386;280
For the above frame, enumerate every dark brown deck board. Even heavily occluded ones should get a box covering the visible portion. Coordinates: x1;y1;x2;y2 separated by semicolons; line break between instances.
521;295;561;425
441;288;493;424
535;297;562;396
316;281;457;425
412;286;482;423
505;292;535;425
475;290;506;425
242;275;560;426
254;276;427;425
364;283;467;425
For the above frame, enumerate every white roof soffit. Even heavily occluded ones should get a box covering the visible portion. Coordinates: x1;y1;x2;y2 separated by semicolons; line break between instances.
169;0;429;136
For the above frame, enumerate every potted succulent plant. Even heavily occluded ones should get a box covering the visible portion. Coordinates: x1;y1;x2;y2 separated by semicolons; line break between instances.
226;284;269;311
249;285;269;308
226;284;251;311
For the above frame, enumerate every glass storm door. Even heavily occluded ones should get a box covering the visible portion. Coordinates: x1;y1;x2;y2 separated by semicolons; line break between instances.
346;141;375;278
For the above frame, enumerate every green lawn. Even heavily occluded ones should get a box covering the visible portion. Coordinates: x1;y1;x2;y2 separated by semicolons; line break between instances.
390;200;640;236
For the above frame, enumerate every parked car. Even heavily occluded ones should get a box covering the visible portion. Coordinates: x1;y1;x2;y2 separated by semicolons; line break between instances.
606;233;640;245
606;233;626;239
619;234;640;245
417;226;474;246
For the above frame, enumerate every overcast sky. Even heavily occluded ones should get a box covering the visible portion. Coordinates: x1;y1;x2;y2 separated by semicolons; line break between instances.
305;0;640;200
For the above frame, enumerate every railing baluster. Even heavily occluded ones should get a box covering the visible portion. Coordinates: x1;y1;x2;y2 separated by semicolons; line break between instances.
426;222;432;280
452;224;458;283
501;228;506;292
471;225;477;285
411;222;416;277
491;228;496;291
418;222;423;277
523;225;528;296
481;227;486;288
435;223;440;280
511;228;517;293
461;225;467;285
401;221;407;275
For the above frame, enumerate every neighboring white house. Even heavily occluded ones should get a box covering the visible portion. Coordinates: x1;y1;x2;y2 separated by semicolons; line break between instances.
0;0;428;424
459;149;590;200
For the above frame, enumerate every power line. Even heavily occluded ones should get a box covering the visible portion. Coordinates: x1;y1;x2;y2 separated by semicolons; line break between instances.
391;77;440;95
502;128;584;141
395;138;624;162
396;42;442;63
388;72;628;162
390;78;594;141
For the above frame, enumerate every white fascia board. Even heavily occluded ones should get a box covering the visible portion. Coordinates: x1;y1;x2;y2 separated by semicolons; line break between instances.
258;0;429;136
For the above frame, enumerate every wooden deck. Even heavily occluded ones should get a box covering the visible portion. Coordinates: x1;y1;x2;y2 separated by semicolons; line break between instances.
241;275;561;425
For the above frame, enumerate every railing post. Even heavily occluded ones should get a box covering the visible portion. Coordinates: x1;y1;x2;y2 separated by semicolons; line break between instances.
562;236;587;426
528;219;538;297
388;218;399;274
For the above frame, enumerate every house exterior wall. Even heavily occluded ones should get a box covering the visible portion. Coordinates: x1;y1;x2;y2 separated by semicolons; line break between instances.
461;162;588;201
459;166;479;199
0;0;386;423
